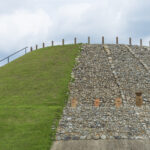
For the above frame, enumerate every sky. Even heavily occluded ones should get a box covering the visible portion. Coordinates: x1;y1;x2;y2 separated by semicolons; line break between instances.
0;0;150;60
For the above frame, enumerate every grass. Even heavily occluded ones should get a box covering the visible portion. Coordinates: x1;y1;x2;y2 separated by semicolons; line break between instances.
0;44;81;150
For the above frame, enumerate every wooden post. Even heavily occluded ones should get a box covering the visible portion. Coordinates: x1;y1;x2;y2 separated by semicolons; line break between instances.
43;43;45;48
102;36;104;44
140;39;142;47
30;47;33;52
25;48;27;54
116;37;118;44
129;37;132;45
74;37;77;45
135;92;143;107
62;39;64;46
149;41;150;47
36;45;38;50
8;57;9;63
52;41;54;46
88;36;90;44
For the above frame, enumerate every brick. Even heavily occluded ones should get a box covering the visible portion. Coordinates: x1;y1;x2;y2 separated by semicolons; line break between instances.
71;98;78;108
94;98;100;107
115;98;122;108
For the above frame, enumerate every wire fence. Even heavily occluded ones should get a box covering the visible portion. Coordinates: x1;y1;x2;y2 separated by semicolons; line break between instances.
0;47;28;67
0;36;150;67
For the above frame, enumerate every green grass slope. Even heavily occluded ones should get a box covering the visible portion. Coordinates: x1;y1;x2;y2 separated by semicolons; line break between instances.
0;44;81;150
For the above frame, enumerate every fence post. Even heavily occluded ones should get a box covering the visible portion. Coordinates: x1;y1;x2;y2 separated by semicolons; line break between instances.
140;39;142;47
43;43;45;48
25;48;27;54
36;45;38;50
102;36;104;44
8;57;9;63
88;36;90;44
129;37;132;45
149;41;150;47
74;37;77;45
52;41;54;46
62;39;64;46
135;92;143;107
30;47;33;52
116;36;118;44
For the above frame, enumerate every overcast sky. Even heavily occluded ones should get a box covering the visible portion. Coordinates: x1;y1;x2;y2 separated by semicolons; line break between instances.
0;0;150;59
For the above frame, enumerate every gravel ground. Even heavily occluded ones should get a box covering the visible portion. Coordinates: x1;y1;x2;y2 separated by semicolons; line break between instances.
129;45;150;69
55;44;150;141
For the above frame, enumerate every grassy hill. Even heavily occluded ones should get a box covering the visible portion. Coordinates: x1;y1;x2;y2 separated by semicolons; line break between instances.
0;44;81;150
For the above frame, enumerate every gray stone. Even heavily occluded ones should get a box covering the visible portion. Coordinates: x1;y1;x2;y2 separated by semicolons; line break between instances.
80;136;86;140
56;136;61;141
114;136;121;140
93;135;99;140
101;135;106;140
86;135;92;140
72;136;80;140
64;136;71;141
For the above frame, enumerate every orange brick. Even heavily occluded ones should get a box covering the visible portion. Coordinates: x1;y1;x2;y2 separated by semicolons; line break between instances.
115;98;122;108
94;98;100;107
71;98;78;108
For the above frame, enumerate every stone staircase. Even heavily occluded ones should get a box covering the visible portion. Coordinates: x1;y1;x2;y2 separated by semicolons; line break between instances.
55;44;150;141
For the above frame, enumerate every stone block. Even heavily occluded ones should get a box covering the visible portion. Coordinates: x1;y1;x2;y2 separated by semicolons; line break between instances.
94;98;100;107
71;98;78;108
136;92;143;107
115;98;122;108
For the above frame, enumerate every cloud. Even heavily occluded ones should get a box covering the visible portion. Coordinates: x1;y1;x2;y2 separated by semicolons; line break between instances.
0;9;53;54
0;0;150;59
53;3;91;34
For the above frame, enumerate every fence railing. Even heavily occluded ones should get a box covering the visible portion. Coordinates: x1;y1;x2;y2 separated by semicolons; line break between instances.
1;36;150;67
0;47;28;66
30;37;150;52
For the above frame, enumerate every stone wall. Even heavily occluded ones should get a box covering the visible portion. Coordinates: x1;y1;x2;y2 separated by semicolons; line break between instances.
55;44;150;141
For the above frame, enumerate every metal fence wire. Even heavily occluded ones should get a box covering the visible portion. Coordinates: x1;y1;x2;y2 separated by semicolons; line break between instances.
0;47;28;65
0;36;150;67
